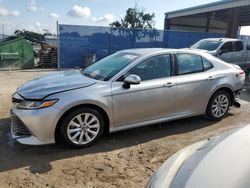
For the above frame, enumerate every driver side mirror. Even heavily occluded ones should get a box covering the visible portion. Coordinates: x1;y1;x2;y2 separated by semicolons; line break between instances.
217;49;222;55
217;49;224;55
218;48;230;55
123;74;141;89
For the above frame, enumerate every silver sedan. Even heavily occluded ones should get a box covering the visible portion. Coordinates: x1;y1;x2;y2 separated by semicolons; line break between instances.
11;48;245;148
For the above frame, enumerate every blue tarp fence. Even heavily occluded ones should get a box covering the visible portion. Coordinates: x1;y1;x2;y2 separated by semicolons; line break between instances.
59;24;223;68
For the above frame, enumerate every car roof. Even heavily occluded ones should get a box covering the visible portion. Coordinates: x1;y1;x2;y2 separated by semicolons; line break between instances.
116;48;235;70
118;48;210;57
200;38;241;42
120;48;167;55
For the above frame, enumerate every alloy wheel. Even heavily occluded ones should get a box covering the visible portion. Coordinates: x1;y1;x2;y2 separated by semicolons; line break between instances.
211;94;229;118
67;113;100;145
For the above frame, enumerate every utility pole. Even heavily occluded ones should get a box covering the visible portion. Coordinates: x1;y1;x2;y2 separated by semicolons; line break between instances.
2;24;5;35
56;21;60;69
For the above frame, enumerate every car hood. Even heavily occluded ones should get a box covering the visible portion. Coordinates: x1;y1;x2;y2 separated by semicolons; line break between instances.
17;70;96;100
189;48;209;52
189;48;217;56
172;125;250;188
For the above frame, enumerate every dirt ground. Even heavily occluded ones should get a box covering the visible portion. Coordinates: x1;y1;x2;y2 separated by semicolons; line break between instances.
0;69;250;188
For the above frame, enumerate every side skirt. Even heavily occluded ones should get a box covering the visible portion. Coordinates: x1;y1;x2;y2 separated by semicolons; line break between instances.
110;112;200;133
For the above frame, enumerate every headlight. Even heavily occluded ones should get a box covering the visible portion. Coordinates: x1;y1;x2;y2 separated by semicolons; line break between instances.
17;99;58;110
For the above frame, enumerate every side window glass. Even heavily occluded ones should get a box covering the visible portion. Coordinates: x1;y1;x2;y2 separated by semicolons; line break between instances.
220;42;233;53
176;53;203;75
203;58;213;71
234;41;243;52
127;54;171;81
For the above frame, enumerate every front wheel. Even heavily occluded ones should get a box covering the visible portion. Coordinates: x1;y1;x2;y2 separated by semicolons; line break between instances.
60;108;104;148
206;90;231;121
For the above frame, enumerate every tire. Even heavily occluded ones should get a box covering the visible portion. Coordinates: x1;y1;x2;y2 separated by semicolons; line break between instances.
206;90;231;121
60;107;105;148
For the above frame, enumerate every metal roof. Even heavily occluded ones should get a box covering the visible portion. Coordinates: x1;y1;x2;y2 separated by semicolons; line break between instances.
165;0;250;19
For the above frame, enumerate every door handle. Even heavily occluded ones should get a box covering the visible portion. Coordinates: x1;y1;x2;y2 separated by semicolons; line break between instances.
164;82;175;87
207;76;214;80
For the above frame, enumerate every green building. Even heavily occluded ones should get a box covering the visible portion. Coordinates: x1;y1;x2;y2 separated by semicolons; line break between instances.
0;36;34;70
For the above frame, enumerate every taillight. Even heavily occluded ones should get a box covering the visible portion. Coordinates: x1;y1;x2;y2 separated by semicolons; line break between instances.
237;70;245;77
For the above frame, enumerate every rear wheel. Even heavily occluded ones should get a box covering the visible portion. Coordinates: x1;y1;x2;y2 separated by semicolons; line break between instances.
60;108;104;148
206;90;231;121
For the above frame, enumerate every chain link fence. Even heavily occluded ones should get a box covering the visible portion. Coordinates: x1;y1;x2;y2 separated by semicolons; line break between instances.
56;24;225;68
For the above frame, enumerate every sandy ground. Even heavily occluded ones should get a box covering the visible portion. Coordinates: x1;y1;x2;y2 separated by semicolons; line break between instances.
0;69;250;188
0;69;55;118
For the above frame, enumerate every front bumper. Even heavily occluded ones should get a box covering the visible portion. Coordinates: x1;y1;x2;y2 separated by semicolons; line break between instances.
11;106;62;145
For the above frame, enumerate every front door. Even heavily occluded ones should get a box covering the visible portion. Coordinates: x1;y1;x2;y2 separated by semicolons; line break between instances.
218;42;233;63
111;54;177;127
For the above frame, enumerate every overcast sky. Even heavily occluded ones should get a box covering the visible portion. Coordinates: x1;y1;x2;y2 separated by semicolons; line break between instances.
0;0;250;35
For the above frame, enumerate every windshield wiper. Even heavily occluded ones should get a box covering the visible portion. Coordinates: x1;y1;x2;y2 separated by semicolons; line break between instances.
83;72;97;80
83;72;91;78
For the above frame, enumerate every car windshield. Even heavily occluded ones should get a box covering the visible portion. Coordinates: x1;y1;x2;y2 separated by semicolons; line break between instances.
82;52;138;81
191;40;223;51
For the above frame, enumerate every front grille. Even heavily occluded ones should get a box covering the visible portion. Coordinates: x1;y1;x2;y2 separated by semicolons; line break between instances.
11;113;31;136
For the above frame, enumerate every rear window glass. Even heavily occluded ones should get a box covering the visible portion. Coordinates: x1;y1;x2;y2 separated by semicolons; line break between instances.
176;53;203;75
203;58;213;71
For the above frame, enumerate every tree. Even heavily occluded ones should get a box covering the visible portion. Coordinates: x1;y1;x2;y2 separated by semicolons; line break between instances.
14;29;45;42
110;6;155;29
43;29;55;36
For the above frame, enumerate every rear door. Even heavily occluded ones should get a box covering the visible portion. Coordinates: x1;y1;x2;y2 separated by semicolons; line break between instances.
175;53;216;115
